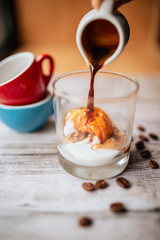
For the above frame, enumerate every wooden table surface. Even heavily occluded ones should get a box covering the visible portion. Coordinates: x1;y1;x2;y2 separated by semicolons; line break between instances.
0;73;160;240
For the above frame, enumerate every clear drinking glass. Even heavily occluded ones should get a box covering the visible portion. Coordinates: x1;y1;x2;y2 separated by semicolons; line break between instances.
52;71;139;180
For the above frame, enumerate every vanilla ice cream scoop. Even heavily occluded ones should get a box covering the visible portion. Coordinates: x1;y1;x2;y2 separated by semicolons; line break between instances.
63;107;113;144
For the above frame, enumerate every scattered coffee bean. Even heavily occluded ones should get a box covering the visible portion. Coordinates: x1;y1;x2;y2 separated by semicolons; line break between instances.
135;141;144;150
139;135;149;142
154;208;160;212
82;182;95;191
149;133;159;140
116;177;130;189
95;179;108;189
110;202;126;213
149;160;159;169
137;125;146;132
78;217;93;227
140;150;151;158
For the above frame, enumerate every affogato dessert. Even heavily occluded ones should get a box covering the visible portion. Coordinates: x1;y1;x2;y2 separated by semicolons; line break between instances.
53;4;137;179
58;106;127;167
58;19;129;167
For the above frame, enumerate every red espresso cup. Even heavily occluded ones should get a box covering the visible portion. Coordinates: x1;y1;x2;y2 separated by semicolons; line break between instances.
0;52;54;105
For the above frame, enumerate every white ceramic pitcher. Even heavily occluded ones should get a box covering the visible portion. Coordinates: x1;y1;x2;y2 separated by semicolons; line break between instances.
76;0;130;67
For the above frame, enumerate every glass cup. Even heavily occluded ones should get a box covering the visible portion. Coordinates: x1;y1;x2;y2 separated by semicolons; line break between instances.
52;71;139;180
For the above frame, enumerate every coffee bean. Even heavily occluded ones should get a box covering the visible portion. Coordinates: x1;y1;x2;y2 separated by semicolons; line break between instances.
135;141;144;150
78;217;93;227
137;125;146;132
154;208;160;212
82;182;95;191
139;135;149;142
116;177;130;189
140;150;151;158
149;133;159;140
110;202;125;213
149;160;159;169
95;179;108;189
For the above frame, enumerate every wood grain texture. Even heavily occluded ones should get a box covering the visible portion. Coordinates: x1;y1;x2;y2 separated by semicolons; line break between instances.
0;211;160;240
0;75;160;240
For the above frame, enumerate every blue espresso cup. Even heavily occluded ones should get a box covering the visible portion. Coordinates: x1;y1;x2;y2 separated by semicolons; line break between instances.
0;91;53;132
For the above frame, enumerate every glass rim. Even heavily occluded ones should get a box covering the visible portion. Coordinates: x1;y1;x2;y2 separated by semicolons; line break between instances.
52;70;139;103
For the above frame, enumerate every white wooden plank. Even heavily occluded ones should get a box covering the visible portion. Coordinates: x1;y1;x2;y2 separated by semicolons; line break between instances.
0;211;159;240
0;138;160;213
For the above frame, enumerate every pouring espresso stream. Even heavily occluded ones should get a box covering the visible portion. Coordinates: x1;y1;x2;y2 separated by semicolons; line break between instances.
81;19;120;111
77;0;129;113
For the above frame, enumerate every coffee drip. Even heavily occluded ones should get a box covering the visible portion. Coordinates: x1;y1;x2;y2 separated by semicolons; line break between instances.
81;19;119;111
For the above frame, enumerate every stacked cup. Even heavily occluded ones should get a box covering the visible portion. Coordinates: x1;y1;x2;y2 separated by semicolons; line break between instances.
0;52;54;132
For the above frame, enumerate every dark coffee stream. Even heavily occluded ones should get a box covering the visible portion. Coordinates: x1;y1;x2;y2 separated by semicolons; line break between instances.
81;19;119;111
